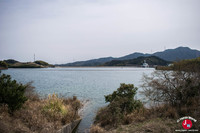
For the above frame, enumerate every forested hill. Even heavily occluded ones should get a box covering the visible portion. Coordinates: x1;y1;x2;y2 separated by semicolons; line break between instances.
102;56;169;66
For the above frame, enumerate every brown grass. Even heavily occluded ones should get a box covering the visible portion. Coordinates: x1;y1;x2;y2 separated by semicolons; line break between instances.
91;104;200;133
0;87;82;133
90;125;107;133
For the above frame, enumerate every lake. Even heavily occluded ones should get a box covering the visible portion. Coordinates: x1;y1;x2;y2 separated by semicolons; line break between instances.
1;67;154;132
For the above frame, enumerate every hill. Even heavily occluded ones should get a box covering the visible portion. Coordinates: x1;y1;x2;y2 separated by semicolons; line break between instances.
3;59;54;68
58;46;200;66
4;59;19;64
103;56;169;67
153;46;200;61
118;52;150;60
58;57;115;67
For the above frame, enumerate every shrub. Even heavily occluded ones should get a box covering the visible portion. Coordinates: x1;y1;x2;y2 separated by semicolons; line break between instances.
42;94;68;120
94;83;143;127
42;94;81;124
105;83;142;114
0;73;27;114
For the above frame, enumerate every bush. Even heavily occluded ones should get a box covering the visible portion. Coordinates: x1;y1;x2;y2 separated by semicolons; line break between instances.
0;61;8;69
94;83;142;127
105;83;142;114
0;74;27;114
42;94;81;124
42;94;68;120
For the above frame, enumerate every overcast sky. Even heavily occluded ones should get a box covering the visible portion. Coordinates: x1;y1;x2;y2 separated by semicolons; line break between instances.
0;0;200;64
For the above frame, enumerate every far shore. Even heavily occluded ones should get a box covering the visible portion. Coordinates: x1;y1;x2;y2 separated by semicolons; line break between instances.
55;66;155;68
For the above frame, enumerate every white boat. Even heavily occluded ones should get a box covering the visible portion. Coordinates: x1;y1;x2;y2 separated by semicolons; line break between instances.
142;60;149;68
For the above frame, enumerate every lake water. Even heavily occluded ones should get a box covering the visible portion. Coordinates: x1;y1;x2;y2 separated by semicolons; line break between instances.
1;67;154;132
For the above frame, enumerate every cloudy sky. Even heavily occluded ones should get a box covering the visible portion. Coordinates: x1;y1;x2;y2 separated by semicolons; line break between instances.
0;0;200;64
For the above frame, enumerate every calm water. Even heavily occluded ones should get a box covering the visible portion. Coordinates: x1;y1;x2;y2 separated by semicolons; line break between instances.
2;67;154;132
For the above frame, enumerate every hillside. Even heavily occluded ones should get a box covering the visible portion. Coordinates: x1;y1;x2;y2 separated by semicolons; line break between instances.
103;56;169;67
118;52;150;60
59;46;200;67
3;59;54;68
58;57;115;67
153;47;200;61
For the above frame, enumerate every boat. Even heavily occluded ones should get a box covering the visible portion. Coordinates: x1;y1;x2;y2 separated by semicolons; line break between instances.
142;60;149;68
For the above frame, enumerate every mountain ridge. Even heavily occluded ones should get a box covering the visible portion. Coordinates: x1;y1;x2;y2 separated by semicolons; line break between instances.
58;46;200;66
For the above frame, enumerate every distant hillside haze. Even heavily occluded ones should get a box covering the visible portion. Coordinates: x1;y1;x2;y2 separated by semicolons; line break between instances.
58;46;200;66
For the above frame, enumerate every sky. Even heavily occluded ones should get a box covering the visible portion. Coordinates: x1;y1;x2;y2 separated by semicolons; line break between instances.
0;0;200;64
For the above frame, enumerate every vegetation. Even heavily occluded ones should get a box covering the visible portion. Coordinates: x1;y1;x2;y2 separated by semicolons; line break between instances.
3;59;19;64
105;84;142;114
34;60;55;68
157;57;200;71
0;61;8;69
102;56;169;67
142;70;200;110
93;84;142;129
0;73;27;114
42;94;81;124
91;58;200;133
9;62;43;68
34;60;49;66
3;59;54;68
0;73;82;133
42;94;68;120
142;58;200;117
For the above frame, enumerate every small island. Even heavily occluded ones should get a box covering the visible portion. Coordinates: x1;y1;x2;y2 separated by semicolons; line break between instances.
0;59;54;70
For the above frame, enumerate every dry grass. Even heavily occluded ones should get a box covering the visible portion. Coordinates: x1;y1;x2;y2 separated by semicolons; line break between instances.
0;87;82;133
42;94;81;125
90;125;108;133
90;104;200;133
112;118;177;133
0;100;56;133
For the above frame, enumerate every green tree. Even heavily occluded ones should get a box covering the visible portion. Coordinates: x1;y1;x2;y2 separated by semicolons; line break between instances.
95;83;142;127
0;73;27;114
105;83;142;114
